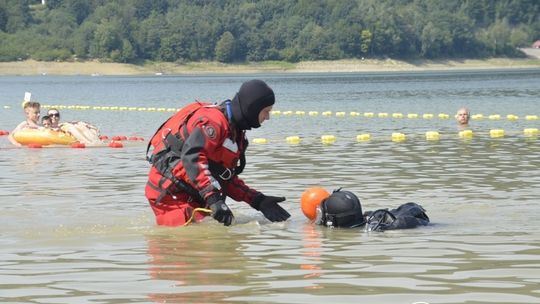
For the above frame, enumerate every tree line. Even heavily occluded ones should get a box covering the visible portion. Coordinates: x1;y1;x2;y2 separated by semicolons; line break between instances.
0;0;538;63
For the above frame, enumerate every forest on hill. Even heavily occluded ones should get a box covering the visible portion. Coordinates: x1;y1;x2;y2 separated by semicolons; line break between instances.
0;0;538;63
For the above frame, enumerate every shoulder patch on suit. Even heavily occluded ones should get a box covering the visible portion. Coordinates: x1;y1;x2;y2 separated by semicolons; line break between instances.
203;125;216;139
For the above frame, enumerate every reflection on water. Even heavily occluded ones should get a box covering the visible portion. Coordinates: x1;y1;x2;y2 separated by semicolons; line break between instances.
1;70;539;303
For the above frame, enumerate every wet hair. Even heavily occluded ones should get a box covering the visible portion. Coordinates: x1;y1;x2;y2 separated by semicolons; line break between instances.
24;101;41;110
42;115;51;123
457;107;470;116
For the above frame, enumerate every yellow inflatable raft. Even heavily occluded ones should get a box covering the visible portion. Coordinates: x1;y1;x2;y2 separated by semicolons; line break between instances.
13;128;77;146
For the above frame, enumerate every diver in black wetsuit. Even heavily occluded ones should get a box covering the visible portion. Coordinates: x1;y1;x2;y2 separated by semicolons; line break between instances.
313;189;430;231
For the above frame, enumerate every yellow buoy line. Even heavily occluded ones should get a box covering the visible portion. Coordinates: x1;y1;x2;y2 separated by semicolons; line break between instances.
251;128;539;144
2;104;538;121
37;104;181;112
272;110;539;121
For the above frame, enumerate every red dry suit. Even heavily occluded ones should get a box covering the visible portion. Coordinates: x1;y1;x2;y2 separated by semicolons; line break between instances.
145;101;259;226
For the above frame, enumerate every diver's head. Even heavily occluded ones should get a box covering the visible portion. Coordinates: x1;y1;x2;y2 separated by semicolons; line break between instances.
318;189;366;228
230;79;275;130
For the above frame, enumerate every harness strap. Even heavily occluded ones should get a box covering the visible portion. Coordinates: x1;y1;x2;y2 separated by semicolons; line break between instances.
366;209;396;232
146;102;208;162
146;180;169;205
325;209;366;228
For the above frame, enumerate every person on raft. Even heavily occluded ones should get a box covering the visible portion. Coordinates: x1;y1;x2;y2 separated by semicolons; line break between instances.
301;188;429;231
145;79;291;227
47;108;61;129
41;115;52;128
8;101;41;147
47;109;102;145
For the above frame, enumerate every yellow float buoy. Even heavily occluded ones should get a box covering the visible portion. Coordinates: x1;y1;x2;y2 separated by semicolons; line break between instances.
282;110;293;116
524;128;538;136
488;114;501;120
407;113;418;119
525;115;538;120
438;113;449;119
322;111;332;116
391;132;406;142
335;111;346;117
308;111;319;116
378;112;388;118
425;131;440;141
286;136;301;144
295;111;305;115
490;129;505;138
506;114;519;120
392;113;403;118
364;112;374;118
356;134;371;141
459;130;474;138
350;111;360;116
321;135;336;144
422;113;433;119
252;138;268;144
471;114;484;120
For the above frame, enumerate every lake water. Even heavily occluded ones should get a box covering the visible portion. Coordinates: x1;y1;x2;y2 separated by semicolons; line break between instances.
1;69;539;303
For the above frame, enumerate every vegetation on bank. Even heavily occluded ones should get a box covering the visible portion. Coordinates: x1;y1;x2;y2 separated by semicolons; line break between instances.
0;0;538;64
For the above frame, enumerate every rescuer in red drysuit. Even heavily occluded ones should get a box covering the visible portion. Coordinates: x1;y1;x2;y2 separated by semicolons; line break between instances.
145;79;290;226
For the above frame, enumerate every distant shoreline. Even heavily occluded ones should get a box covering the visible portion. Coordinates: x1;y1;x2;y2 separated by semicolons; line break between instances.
0;58;539;76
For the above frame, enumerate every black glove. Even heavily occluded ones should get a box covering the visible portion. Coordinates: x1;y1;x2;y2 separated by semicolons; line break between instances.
207;195;234;226
253;194;291;222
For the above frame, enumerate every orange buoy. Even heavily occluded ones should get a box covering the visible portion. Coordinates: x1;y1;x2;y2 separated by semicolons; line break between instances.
71;142;86;148
109;141;123;148
112;135;128;141
99;135;109;140
300;187;330;220
0;130;9;136
128;136;139;141
27;143;43;149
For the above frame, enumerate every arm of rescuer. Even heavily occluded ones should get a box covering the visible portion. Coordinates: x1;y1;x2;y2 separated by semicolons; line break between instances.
179;114;290;225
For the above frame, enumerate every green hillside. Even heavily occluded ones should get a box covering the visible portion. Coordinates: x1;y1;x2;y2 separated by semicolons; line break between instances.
0;0;538;63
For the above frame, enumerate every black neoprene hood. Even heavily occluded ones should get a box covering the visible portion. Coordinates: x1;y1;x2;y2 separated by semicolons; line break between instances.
230;79;275;130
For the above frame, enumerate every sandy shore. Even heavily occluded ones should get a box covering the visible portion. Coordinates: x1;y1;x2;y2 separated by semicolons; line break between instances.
0;58;539;76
